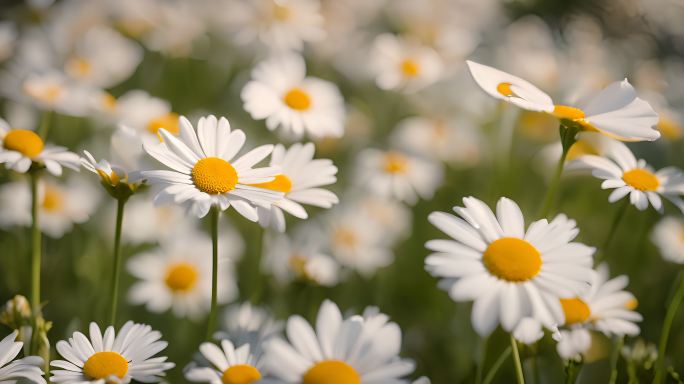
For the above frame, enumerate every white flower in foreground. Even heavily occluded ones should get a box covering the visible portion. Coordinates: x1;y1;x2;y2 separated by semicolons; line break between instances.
370;33;443;93
50;322;174;383
216;302;283;349
0;332;45;383
254;143;338;232
262;231;340;286
241;54;345;139
426;197;595;336
466;60;660;142
356;148;443;205
652;216;684;264
0;118;79;175
567;132;684;213
141;115;282;219
262;300;415;383
185;340;263;384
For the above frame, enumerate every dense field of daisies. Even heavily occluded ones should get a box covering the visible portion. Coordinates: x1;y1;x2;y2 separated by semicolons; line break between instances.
0;0;683;383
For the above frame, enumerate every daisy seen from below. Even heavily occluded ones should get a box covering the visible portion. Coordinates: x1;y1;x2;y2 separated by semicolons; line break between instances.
262;299;416;383
253;142;338;232
466;60;660;142
425;196;596;336
652;216;684;264
0;331;45;383
567;132;684;213
141;114;283;219
81;150;141;199
50;321;174;383
185;340;264;384
241;54;345;139
556;264;641;361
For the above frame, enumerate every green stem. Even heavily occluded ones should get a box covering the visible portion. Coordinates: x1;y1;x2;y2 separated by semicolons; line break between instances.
539;122;579;218
653;270;684;384
206;207;219;340
483;346;512;384
609;336;624;384
108;198;127;326
565;360;581;384
475;336;488;384
29;171;41;314
511;334;526;384
596;198;629;263
37;110;52;140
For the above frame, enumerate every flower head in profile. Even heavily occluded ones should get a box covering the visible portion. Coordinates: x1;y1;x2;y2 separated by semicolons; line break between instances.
141;115;283;219
466;61;660;142
425;197;595;336
81;150;141;200
185;340;263;384
652;216;684;264
0;331;45;384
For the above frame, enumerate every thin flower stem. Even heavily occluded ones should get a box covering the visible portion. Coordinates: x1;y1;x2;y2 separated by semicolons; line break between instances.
29;171;41;314
564;360;581;384
596;198;629;264
37;110;52;140
482;345;512;384
510;334;526;384
653;269;684;384
206;207;219;340
608;336;624;384
108;197;127;326
475;336;488;384
539;122;579;218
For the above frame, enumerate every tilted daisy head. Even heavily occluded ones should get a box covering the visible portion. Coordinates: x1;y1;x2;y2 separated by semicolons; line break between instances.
50;321;174;383
651;216;684;264
185;340;263;384
141;114;283;219
0;331;45;384
425;196;595;336
81;150;140;200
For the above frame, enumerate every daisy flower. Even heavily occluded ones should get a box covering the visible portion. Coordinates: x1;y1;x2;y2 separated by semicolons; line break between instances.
262;299;415;383
241;54;345;139
567;132;684;213
556;264;642;361
355;148;443;205
115;90;180;144
253;143;338;232
127;229;238;320
216;302;283;348
20;71;91;117
81;150;141;199
50;321;174;383
141;114;283;219
466;60;660;142
357;195;413;243
652;216;684;264
0;118;80;175
425;196;595;336
116;197;197;246
0;331;45;384
185;340;264;384
370;33;444;93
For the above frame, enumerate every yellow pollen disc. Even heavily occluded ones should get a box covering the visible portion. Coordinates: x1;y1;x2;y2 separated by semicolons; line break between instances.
566;140;599;162
333;227;358;249
303;360;361;384
192;157;238;195
97;169;121;186
552;105;586;121
658;117;682;140
24;82;62;103
383;152;409;174
249;174;293;193
496;82;516;97
221;364;262;384
147;112;180;138
66;57;92;78
164;262;199;292
101;93;118;112
622;168;660;191
400;59;420;77
83;351;129;382
283;88;312;111
3;129;44;158
482;237;542;282
624;298;638;311
273;3;291;21
289;254;309;278
560;297;591;325
42;185;63;212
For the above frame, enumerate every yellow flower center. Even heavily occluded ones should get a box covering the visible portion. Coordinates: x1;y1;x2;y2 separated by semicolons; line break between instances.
332;227;358;250
482;238;542;282
97;169;121;186
101;93;118;112
658;117;682;140
566;140;599;162
383;152;408;174
496;82;516;97
42;185;63;212
283;88;312;111
222;364;262;384
552;105;586;121
560;297;591;325
289;254;309;278
273;3;291;21
24;82;63;103
82;351;129;383
164;262;198;292
147;112;180;138
303;360;361;384
66;57;92;78
3;129;44;158
400;59;420;77
622;168;660;191
249;174;293;193
191;157;238;195
624;298;638;311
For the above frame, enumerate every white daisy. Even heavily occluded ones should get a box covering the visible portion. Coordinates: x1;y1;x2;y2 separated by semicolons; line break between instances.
652;216;684;264
356;195;413;243
253;142;338;232
185;340;264;384
114;90;179;144
355;148;443;205
115;197;198;246
81;150;141;198
20;71;91;117
126;229;238;320
512;317;546;345
425;197;595;336
50;321;174;383
567;132;684;213
140;114;283;219
0;331;45;384
0;118;80;176
262;299;415;383
370;33;444;93
216;302;283;348
466;60;660;142
241;54;345;139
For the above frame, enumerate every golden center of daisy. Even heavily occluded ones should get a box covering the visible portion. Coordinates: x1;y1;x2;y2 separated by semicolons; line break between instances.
289;254;309;278
400;59;420;77
83;351;129;383
42;185;63;212
24;82;63;103
147;112;180;138
97;169;121;186
482;237;542;282
3;129;44;158
383;152;409;174
496;82;516;97
625;298;638;310
101;93;118;112
552;105;586;121
560;297;591;325
622;168;659;191
283;88;312;111
332;227;358;250
566;140;599;162
272;3;291;21
164;262;199;292
191;157;238;195
222;364;262;384
249;174;293;193
658;117;682;140
66;57;92;78
303;360;361;384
